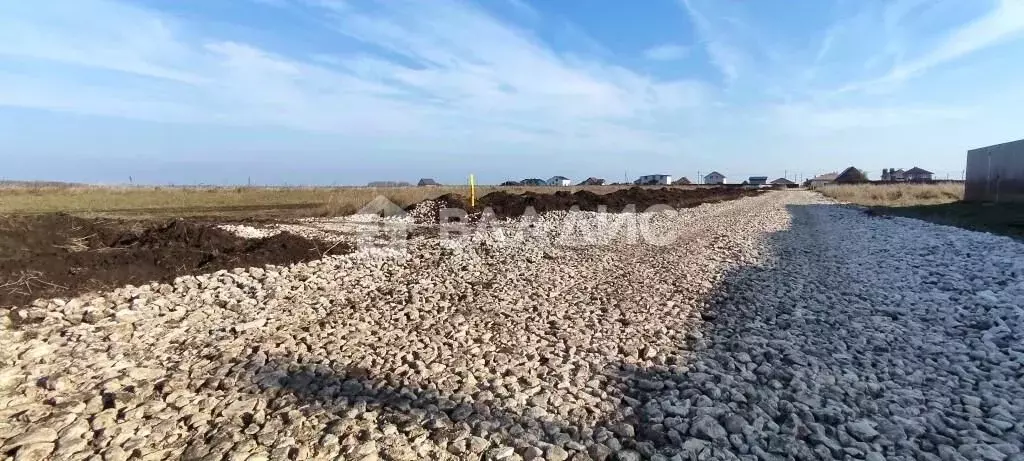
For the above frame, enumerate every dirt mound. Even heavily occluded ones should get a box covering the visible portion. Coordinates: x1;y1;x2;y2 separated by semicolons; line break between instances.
0;214;348;309
408;186;761;220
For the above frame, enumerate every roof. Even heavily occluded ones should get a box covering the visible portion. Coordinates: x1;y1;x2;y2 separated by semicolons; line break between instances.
673;177;692;184
771;178;796;185
641;173;671;177
749;176;768;180
811;172;839;181
905;167;933;175
417;178;439;185
704;171;725;177
835;166;868;183
549;175;569;181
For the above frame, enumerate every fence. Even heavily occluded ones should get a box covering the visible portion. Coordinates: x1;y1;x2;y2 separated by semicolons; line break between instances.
965;139;1024;203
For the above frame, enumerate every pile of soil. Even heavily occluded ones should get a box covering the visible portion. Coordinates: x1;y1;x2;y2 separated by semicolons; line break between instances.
408;187;762;220
0;214;348;308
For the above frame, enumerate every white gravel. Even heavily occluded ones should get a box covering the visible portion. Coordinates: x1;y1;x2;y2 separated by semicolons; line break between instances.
219;215;418;247
1;191;1021;461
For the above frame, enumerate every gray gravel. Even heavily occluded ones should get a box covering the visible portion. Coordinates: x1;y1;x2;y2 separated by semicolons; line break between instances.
1;191;1021;460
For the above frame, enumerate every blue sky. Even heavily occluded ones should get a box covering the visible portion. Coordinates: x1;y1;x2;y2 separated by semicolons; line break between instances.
2;0;1023;185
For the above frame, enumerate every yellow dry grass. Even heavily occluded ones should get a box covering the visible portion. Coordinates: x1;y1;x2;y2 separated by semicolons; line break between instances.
817;183;964;207
0;184;654;218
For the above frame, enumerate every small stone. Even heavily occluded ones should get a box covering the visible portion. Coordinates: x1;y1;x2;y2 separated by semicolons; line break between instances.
846;420;879;442
588;443;613;461
103;445;129;461
352;441;377;457
546;445;570;461
486;446;515;460
690;415;727;441
14;443;55;461
723;414;748;434
221;398;258;418
680;439;711;459
467;436;489;453
614;450;641;461
610;423;635;438
520;446;543;460
126;367;165;381
3;427;59;450
958;444;1005;461
19;344;54;362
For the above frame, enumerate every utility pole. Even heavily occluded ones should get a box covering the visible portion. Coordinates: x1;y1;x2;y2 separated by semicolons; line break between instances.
697;170;701;185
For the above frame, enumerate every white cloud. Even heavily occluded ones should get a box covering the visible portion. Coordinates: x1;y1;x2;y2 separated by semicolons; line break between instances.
1;0;1021;182
0;0;711;156
643;43;689;61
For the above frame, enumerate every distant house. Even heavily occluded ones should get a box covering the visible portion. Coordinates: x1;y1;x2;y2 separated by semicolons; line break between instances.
547;176;571;187
500;180;522;186
673;177;692;185
807;173;839;188
521;178;547;186
634;174;673;185
703;171;726;184
367;181;412;187
748;176;768;186
417;178;440;186
881;168;906;181
577;177;606;186
771;178;797;189
904;167;934;182
835;166;869;183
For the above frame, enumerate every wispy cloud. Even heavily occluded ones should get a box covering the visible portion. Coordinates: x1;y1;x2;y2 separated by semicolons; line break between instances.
768;103;974;132
0;0;711;156
882;0;1024;83
643;43;689;61
833;0;1024;94
679;0;748;84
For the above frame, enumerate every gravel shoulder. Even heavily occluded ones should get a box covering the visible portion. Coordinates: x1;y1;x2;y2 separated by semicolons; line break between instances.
1;191;1021;461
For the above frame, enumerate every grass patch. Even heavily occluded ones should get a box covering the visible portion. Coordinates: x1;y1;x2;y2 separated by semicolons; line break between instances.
817;183;964;207
0;184;659;219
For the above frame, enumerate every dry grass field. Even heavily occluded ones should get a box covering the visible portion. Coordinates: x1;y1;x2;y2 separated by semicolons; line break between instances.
0;184;656;218
816;183;964;206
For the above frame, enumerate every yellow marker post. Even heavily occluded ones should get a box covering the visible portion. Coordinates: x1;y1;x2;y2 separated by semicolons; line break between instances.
469;174;476;207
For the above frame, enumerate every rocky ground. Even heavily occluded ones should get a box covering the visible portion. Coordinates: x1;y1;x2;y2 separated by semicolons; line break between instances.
1;191;1022;460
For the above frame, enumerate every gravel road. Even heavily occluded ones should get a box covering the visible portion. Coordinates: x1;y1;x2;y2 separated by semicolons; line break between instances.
1;191;1021;461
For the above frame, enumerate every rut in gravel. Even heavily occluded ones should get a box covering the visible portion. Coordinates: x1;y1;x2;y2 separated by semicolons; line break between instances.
0;191;1021;461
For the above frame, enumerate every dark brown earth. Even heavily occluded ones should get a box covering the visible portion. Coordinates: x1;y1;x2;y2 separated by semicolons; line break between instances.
410;186;763;220
0;214;348;309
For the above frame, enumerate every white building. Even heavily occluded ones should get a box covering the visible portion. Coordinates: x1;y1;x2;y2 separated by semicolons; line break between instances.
634;174;673;185
547;175;571;186
703;171;726;184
